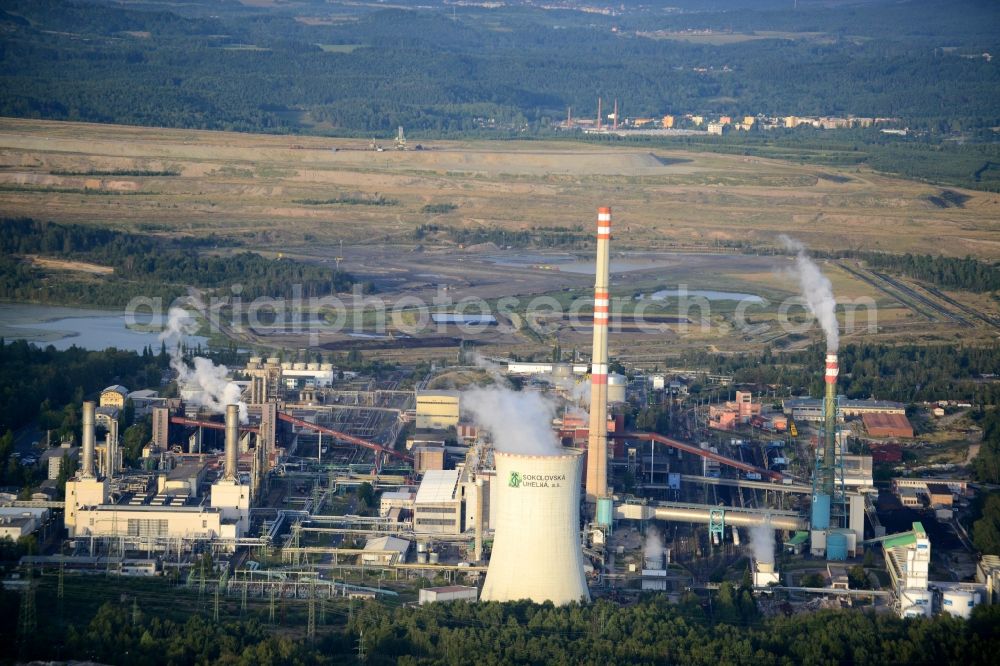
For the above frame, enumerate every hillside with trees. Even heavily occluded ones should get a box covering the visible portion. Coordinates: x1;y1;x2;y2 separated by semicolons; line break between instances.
0;1;998;189
0;218;358;306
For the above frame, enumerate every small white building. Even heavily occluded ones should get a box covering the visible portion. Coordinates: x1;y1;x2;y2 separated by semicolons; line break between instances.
0;507;49;540
362;536;411;565
379;490;415;517
127;389;163;417
418;585;478;604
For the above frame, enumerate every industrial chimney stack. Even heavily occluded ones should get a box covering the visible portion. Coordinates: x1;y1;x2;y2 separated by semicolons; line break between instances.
585;207;612;502
223;403;239;482
80;400;96;479
823;353;838;495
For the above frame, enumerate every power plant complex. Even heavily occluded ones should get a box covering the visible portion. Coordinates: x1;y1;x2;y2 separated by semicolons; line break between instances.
10;206;985;620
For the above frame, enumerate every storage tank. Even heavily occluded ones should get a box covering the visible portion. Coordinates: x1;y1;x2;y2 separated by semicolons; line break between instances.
941;588;980;619
552;363;572;379
607;373;627;403
417;552;428;564
900;589;932;618
481;450;590;605
429;551;440;564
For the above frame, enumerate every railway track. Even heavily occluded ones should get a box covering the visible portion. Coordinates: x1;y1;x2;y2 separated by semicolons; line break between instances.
921;284;1000;331
838;260;966;325
871;270;968;325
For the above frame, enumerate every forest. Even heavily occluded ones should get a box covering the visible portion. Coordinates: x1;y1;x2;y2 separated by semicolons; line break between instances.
0;218;358;306
414;224;589;249
0;338;168;434
3;587;999;666
842;251;1000;292
676;342;1000;406
0;1;997;186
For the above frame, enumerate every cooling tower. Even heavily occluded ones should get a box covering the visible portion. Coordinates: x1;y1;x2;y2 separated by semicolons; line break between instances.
481;450;590;605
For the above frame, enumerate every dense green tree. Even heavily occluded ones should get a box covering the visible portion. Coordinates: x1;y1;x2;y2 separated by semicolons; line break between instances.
972;493;1000;555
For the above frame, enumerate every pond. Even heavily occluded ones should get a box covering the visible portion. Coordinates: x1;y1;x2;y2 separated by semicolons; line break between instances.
0;302;208;352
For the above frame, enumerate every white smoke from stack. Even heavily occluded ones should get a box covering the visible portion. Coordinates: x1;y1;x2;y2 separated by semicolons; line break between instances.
462;386;563;456
779;235;839;352
749;522;775;565
644;524;665;568
470;353;512;387
159;307;248;422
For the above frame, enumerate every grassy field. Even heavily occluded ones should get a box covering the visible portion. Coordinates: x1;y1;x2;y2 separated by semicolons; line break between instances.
0;118;997;258
0;117;995;357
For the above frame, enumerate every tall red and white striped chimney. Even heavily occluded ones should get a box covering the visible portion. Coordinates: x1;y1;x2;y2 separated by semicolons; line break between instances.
586;207;612;502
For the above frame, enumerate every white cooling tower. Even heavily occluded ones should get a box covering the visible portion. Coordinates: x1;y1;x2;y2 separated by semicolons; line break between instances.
481;450;590;605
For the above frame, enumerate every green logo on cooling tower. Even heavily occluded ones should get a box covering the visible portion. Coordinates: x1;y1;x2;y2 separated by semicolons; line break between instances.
508;471;522;488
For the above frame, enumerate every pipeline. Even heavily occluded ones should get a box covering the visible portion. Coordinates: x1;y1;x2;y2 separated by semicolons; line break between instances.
277;412;412;462
609;431;783;481
169;415;260;434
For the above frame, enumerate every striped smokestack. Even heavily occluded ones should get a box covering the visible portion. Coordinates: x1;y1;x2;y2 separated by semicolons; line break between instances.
822;353;838;495
223;403;239;482
80;401;96;479
586;206;612;502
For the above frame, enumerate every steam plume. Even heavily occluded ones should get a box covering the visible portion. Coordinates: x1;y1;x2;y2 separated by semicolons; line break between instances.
644;524;665;568
749;522;775;565
462;386;563;456
779;236;839;352
159;307;247;422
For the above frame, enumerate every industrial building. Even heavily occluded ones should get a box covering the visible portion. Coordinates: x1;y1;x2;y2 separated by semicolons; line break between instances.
413;469;462;534
362;536;410;564
99;385;128;409
862;412;914;439
784;397;905;422
881;522;932;618
419;585;478;604
64;401;250;552
0;507;49;540
709;391;762;429
415;390;460;430
379;490;415;517
42;442;79;480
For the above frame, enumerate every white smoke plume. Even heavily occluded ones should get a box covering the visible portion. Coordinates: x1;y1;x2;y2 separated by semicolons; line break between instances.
461;386;563;456
779;235;839;352
553;375;590;407
749;522;775;565
159;307;248;422
470;353;511;386
644;524;665;568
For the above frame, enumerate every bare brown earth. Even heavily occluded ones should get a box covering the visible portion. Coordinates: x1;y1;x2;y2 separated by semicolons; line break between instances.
1;117;996;358
0;117;997;258
26;255;114;275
